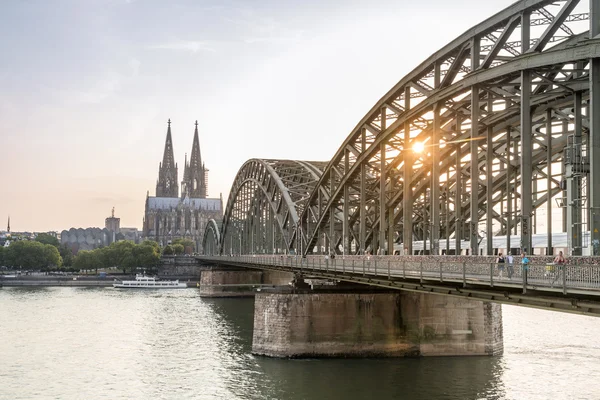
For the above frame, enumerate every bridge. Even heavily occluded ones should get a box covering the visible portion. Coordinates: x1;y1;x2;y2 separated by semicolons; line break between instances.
197;0;600;358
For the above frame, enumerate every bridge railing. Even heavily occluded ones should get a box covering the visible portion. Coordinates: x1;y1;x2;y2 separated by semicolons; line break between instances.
198;255;600;296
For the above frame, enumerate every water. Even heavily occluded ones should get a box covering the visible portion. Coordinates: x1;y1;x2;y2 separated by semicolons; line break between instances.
1;288;599;400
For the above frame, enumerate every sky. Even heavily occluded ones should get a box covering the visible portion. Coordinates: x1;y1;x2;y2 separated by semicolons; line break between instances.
0;0;519;232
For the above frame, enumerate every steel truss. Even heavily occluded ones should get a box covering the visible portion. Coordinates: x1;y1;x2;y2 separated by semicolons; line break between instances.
206;0;600;257
203;159;327;255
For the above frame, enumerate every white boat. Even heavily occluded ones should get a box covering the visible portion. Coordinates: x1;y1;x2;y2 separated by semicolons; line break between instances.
113;274;187;289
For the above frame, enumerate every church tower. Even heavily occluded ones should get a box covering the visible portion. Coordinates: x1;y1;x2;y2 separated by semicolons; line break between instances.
182;121;207;198
156;119;179;197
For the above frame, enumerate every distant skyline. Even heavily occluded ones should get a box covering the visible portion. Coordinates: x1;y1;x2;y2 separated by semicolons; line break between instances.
0;0;517;232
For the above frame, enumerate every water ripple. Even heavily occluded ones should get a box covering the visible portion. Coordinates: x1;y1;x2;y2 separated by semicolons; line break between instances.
1;288;600;399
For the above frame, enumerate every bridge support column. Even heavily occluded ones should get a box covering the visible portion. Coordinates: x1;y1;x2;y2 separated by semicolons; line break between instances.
199;268;293;297
590;0;600;255
252;290;503;358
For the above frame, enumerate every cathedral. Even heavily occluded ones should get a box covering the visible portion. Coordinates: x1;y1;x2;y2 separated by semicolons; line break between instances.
143;120;223;252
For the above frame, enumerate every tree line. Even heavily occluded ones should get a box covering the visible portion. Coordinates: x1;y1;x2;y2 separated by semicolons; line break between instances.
0;234;193;273
72;240;161;274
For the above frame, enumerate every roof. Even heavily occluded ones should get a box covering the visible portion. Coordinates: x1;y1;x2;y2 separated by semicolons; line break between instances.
147;196;221;211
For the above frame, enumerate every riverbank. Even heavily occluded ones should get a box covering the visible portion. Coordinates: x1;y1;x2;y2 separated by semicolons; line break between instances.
1;277;200;288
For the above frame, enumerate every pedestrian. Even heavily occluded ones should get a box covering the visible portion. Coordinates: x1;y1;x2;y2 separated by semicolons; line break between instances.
496;252;505;278
554;250;566;265
552;251;566;285
506;252;514;279
521;251;530;285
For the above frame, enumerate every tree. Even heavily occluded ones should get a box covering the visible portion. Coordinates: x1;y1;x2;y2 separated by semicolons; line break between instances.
141;240;160;252
59;244;74;267
43;244;62;268
35;233;60;248
172;244;185;255
0;246;4;266
135;243;161;268
163;245;174;255
172;238;195;253
73;250;101;273
4;241;62;269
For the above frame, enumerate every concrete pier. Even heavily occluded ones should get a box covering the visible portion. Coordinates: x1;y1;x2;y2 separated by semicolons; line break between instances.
252;290;502;358
198;268;293;297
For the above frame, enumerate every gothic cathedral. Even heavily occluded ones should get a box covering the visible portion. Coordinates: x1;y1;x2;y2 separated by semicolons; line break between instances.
143;120;223;252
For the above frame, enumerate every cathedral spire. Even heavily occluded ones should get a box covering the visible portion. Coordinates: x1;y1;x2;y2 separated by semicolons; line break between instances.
190;120;202;168
156;119;179;197
162;119;176;170
182;120;207;198
7;216;10;233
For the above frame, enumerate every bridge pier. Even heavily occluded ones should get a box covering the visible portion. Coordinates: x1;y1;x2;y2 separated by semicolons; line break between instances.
252;290;503;358
199;267;293;297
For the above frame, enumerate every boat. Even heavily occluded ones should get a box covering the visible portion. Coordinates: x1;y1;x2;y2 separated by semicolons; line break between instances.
113;274;187;289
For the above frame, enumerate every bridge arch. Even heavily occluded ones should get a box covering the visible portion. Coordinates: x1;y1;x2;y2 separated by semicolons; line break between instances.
202;218;221;255
295;0;599;256
216;159;327;255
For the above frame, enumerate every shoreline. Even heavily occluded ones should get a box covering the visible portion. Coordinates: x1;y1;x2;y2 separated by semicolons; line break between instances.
1;278;200;288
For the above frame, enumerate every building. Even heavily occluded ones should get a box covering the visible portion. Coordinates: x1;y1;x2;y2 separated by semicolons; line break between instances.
142;120;223;252
61;210;138;254
105;207;120;233
60;227;113;253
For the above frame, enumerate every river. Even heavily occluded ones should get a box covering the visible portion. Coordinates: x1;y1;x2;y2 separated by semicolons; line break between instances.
1;287;599;400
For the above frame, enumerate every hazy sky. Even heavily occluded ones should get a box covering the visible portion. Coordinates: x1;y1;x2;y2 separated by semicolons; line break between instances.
0;0;517;232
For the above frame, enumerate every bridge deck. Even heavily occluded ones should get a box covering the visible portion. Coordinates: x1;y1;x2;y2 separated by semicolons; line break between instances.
197;255;600;317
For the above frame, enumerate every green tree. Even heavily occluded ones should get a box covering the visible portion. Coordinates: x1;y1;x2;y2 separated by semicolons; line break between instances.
59;244;74;267
163;245;174;255
0;246;4;266
172;238;195;253
4;241;62;269
135;243;161;267
73;250;101;273
172;243;185;255
43;244;62;268
141;240;160;252
35;233;60;248
107;241;137;273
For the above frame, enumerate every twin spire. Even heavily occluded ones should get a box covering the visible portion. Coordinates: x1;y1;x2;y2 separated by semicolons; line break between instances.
156;119;207;199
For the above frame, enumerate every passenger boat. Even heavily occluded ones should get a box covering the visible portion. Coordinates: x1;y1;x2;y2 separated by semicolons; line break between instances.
113;274;187;289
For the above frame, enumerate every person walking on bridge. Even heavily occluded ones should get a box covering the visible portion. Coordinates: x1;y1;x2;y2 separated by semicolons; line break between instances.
496;252;505;279
521;251;530;286
506;252;514;279
552;251;566;286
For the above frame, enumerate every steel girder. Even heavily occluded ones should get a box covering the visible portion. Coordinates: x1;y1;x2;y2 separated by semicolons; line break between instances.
296;0;598;256
215;159;327;255
206;0;600;257
202;219;221;256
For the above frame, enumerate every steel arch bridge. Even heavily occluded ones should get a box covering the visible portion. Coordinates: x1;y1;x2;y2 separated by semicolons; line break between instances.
204;0;600;257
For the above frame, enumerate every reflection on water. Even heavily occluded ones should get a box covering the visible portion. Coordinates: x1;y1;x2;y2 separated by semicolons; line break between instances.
1;287;599;400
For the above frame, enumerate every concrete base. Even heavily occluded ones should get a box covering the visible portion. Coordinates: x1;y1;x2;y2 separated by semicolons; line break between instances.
198;269;294;297
252;291;503;358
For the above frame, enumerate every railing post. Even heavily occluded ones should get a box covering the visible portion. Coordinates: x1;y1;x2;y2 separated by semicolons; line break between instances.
563;264;567;295
363;258;366;276
522;263;527;294
490;263;494;288
343;258;345;274
462;262;466;287
374;258;377;276
402;261;406;279
388;259;391;280
439;261;443;282
420;261;423;283
352;259;355;274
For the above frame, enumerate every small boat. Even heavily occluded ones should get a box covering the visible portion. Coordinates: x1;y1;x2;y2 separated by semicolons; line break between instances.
113;274;187;289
